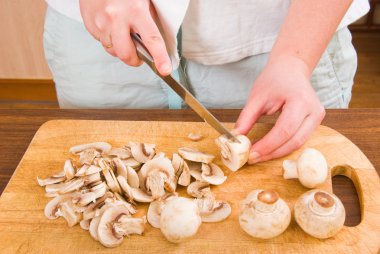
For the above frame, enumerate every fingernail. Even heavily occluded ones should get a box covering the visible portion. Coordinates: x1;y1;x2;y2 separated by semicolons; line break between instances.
231;129;240;136
161;63;172;75
248;151;261;164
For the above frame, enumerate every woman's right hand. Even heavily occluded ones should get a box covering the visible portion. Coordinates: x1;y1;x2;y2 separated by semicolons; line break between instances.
79;0;172;76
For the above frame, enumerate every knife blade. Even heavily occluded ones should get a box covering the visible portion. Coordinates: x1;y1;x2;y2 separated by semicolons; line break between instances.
131;33;240;143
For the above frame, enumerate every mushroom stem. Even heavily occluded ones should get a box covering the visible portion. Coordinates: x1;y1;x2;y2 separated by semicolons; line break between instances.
282;160;298;179
309;191;335;216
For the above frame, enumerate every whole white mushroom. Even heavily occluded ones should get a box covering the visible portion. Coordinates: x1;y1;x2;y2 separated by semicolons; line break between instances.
294;189;345;239
283;148;328;188
239;189;291;239
159;197;202;243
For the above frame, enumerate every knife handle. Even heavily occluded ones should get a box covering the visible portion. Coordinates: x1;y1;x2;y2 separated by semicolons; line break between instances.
131;33;156;70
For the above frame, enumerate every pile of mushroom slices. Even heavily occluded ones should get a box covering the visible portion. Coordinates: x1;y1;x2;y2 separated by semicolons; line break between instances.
37;141;233;247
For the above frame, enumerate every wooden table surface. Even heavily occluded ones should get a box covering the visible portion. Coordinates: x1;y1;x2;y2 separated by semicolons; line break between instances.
0;108;379;227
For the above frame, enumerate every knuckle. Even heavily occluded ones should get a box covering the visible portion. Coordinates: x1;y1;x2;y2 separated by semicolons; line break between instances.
293;138;305;150
130;2;146;14
277;127;292;140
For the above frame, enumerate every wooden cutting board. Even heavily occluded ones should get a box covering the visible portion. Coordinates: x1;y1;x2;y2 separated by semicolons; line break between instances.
0;120;379;253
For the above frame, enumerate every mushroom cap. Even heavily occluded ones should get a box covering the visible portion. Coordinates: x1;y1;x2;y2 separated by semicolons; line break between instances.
201;163;227;185
178;147;215;164
296;148;328;188
160;197;202;243
147;193;178;228
216;135;251;171
79;219;91;231
294;189;345;239
239;189;291;239
97;205;133;247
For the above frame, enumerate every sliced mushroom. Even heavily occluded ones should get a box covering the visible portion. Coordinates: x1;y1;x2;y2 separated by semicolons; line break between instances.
153;152;166;159
187;133;203;142
199;200;231;223
107;147;132;159
117;175;134;202
160;197;202;243
122;158;142;169
72;191;97;206
126;166;140;188
201;163;227;185
283;148;328;188
97;205;145;247
113;215;146;237
80;219;91;231
69;142;112;155
78;148;100;166
187;181;211;198
99;159;122;193
89;216;101;241
63;159;75;180
58;178;85;194
139;157;175;199
83;172;101;186
178;147;215;164
294;189;345;239
83;192;114;220
131;188;154;203
188;161;203;181
59;201;82;227
215;134;251;171
147;193;178;228
239;189;291;239
178;160;191;187
44;193;74;219
91;182;107;199
130;142;156;163
37;173;66;187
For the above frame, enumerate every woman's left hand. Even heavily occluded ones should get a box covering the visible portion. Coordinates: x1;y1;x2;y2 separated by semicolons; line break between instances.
234;55;326;164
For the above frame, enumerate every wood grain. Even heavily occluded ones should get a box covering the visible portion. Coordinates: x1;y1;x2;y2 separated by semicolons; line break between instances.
0;119;379;253
0;109;379;229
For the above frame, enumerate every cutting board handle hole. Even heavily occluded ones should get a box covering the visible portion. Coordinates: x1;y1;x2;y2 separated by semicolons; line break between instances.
332;165;361;227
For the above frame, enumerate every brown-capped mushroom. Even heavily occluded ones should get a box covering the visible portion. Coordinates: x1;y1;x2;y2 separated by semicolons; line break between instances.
160;197;202;243
129;142;156;163
201;163;227;185
178;147;215;164
283;148;328;188
239;189;291;239
216;134;251;171
294;189;345;239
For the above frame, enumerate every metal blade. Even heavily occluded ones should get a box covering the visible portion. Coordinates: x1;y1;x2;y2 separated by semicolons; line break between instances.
131;33;240;142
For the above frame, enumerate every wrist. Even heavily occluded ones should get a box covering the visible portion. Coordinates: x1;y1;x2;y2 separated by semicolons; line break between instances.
267;54;312;77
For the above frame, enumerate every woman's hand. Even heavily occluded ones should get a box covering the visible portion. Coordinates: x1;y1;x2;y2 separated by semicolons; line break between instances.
234;56;325;164
79;0;172;76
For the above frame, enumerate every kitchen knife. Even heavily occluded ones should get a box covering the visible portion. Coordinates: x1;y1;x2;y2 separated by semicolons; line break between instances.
131;33;240;143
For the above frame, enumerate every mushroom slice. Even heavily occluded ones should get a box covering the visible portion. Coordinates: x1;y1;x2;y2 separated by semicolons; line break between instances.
83;192;114;220
113;215;146;237
201;163;227;185
113;158;128;178
282;148;328;188
187;181;211;198
126;166;139;188
147;193;178;228
129;142;156;163
59;201;82;227
153;152;166;159
139;157;175;199
74;164;89;177
107;147;132;159
200;201;231;223
80;219;91;231
188;161;203;181
83;172;101;186
178;160;191;187
239;189;291;239
97;205;145;247
122;158;142;169
113;193;137;214
69;142;112;155
178;147;215;164
294;189;345;239
58;178;85;194
44;193;74;219
91;182;107;199
215;134;251;171
64;159;75;180
37;174;66;187
117;176;133;202
89;216;101;241
78;148;101;166
72;192;97;207
131;188;154;203
187;133;203;142
160;197;202;243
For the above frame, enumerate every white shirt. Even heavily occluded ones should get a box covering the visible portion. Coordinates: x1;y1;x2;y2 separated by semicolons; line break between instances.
46;0;369;66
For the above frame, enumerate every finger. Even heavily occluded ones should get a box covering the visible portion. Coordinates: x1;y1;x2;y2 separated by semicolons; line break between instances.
255;112;323;162
111;22;142;66
134;15;172;76
234;94;266;135
248;101;310;163
100;32;117;57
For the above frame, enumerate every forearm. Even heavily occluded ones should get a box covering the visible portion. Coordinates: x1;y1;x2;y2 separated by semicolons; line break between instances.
268;0;353;76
